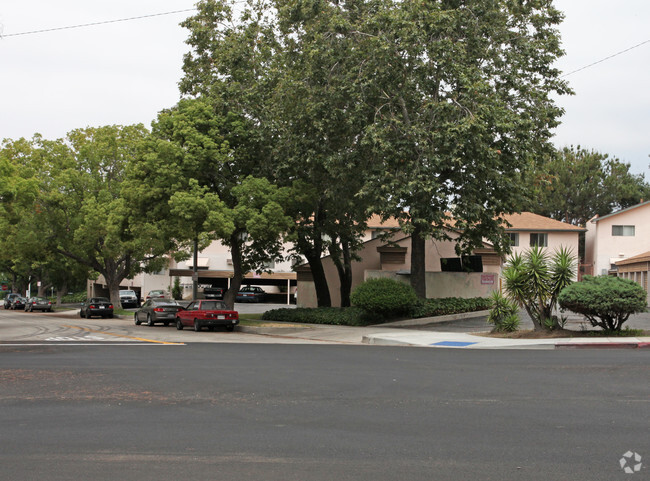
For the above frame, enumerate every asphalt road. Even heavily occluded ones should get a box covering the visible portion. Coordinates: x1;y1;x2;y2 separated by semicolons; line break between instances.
1;341;648;481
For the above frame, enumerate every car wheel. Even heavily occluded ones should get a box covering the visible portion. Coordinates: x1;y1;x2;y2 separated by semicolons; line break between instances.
176;318;183;330
134;314;141;326
108;314;113;319
194;319;201;332
147;314;154;327
226;325;234;332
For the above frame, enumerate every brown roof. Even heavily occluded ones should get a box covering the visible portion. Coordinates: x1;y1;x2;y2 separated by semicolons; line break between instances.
615;251;650;266
366;214;403;229
502;212;585;232
368;212;584;232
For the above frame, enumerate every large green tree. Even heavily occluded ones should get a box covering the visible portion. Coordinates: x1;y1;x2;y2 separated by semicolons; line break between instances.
528;146;650;226
180;0;571;301
342;0;570;297
0;136;85;299
38;125;166;305
125;98;292;309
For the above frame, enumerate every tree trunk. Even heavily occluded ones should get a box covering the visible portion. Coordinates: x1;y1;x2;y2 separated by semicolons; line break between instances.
223;233;244;310
191;237;200;300
305;250;331;307
329;239;353;307
55;283;67;307
410;225;427;299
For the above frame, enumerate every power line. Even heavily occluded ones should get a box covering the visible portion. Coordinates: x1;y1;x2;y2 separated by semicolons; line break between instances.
0;8;196;38
561;39;650;78
2;7;648;80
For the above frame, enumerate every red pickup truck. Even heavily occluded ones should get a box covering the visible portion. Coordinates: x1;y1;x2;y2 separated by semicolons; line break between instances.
175;300;239;332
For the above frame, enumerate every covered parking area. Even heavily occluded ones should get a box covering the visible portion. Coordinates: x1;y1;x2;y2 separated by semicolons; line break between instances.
168;269;297;305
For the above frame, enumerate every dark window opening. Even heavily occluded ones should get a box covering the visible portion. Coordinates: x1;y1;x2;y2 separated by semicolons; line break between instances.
440;255;483;273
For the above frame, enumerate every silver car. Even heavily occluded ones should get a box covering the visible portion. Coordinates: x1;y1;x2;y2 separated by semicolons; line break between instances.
134;298;181;326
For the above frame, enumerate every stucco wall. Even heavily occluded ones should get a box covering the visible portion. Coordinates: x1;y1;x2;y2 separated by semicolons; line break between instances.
586;203;650;276
365;271;500;299
508;230;580;259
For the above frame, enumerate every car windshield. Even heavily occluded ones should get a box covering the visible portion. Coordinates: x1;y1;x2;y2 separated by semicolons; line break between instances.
153;299;178;305
91;298;109;303
201;301;227;310
120;290;136;296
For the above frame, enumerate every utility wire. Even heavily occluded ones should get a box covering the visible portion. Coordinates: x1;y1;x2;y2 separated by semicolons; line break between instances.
561;39;650;77
2;7;648;80
0;8;196;38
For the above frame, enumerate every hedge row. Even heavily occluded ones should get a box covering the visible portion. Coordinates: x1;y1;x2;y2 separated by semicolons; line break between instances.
262;297;491;326
409;297;492;318
262;307;376;326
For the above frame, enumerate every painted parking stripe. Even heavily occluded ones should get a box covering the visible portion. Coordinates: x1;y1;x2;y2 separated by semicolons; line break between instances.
62;325;185;345
431;341;478;347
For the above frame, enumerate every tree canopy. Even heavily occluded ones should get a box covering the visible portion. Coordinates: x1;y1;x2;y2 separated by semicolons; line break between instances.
527;146;650;226
180;0;571;299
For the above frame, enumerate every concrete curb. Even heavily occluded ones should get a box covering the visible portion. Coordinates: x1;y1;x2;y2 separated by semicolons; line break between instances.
555;341;650;349
376;310;490;328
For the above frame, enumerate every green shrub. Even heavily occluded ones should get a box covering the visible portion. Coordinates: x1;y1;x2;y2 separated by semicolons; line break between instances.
350;277;418;316
262;307;374;326
503;246;576;331
487;290;520;332
172;277;183;300
558;275;647;331
408;297;491;318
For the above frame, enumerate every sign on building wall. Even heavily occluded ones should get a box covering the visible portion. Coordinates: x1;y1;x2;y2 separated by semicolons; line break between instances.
481;274;496;285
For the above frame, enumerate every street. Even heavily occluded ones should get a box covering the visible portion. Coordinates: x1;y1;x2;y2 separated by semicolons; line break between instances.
0;309;648;480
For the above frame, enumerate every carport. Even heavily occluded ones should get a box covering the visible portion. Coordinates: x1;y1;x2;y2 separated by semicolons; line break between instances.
168;269;297;305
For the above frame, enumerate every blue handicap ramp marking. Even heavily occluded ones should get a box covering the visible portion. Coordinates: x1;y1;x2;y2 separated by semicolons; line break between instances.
431;341;478;347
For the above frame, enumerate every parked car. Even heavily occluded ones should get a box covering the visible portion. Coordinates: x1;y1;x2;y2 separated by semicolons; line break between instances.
80;297;114;319
203;286;224;300
3;293;21;309
175;300;239;332
10;296;27;310
135;298;181;327
24;297;53;312
145;290;168;301
119;289;139;308
236;286;266;303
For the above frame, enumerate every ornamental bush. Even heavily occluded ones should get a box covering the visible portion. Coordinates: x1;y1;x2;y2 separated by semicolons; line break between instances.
487;290;520;332
558;275;647;331
350;277;418;317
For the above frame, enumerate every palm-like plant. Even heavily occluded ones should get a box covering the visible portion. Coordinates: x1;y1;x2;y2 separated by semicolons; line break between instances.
503;246;576;331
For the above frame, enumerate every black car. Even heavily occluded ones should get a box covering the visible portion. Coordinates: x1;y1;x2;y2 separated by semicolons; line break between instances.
80;297;114;319
203;287;224;300
10;297;26;310
135;298;181;326
236;286;266;303
24;297;53;312
3;293;21;309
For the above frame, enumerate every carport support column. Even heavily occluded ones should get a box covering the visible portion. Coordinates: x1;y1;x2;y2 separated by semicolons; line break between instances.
287;279;290;305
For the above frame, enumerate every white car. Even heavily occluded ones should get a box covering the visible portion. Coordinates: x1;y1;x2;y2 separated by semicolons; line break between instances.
119;290;139;308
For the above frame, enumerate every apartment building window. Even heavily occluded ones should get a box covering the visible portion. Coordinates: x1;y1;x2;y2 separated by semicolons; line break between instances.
612;225;635;236
508;233;519;247
529;233;548;247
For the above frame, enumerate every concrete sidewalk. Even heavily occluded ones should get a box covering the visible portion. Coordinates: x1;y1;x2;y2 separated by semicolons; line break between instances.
239;309;650;350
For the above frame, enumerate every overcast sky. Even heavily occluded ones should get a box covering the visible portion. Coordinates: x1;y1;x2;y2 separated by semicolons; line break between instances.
1;1;649;175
